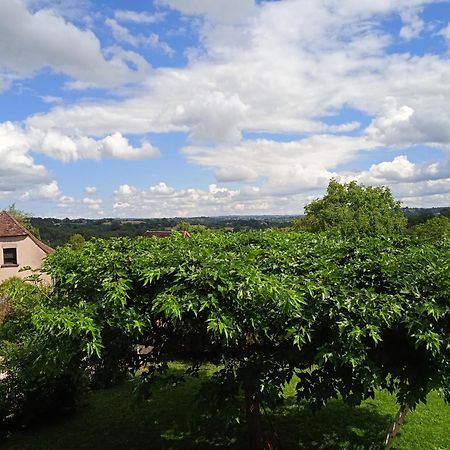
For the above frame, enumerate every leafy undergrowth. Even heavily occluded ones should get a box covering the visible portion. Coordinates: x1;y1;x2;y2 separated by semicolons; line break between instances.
2;366;449;450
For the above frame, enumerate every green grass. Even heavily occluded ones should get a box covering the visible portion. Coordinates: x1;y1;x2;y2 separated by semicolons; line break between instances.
2;367;450;450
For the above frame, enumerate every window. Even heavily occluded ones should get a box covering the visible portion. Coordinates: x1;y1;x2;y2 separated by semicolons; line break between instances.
3;248;17;266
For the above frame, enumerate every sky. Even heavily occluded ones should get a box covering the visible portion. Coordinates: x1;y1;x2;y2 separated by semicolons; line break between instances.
1;0;450;218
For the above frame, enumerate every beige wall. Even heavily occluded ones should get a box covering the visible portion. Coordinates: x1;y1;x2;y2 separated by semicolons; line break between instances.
0;236;51;284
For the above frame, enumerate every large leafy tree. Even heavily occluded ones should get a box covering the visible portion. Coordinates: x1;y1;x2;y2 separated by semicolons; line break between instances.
4;232;442;449
300;180;407;237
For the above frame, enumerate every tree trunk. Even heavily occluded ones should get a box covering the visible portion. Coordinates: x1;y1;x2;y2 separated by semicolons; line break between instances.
244;381;264;450
384;404;409;449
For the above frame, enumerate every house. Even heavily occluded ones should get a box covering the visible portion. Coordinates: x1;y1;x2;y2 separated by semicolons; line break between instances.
0;211;53;283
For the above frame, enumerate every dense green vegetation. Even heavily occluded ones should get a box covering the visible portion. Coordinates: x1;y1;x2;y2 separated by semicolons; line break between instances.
30;216;296;247
29;208;450;249
1;229;449;448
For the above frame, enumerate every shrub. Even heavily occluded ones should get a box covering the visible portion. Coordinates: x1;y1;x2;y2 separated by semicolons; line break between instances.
0;279;84;435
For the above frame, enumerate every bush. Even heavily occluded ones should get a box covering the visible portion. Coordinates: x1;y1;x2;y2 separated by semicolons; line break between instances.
0;279;84;435
412;215;450;242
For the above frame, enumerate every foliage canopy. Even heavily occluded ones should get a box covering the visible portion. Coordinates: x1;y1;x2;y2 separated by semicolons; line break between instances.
1;230;449;447
300;180;407;237
412;215;450;243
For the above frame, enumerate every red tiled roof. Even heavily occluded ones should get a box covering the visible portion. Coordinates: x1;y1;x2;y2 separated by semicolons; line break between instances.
0;211;54;254
144;230;173;238
0;211;28;237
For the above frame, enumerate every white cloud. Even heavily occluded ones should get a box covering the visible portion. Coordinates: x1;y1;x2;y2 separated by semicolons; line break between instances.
57;195;75;208
40;95;64;105
366;98;416;145
0;122;49;193
183;135;377;194
399;8;425;40
25;0;450;148
28;0;91;21
343;155;450;184
438;22;450;45
0;120;160;211
0;0;150;90
113;181;280;217
100;133;160;160
21;180;61;201
157;0;257;24
82;197;103;209
10;126;161;162
105;18;174;55
114;10;164;24
84;186;97;194
5;0;450;213
367;96;450;147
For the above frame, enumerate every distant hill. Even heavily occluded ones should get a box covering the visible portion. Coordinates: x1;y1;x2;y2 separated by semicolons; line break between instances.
30;215;301;247
30;208;449;248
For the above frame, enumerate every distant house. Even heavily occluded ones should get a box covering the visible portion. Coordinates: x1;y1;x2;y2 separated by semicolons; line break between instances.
144;230;191;238
0;211;53;283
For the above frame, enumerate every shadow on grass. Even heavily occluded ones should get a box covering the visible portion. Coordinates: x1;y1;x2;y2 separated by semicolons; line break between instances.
270;399;391;450
2;374;392;450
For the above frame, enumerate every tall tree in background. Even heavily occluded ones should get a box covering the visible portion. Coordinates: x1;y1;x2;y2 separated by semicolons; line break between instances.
300;180;407;237
412;215;450;243
6;204;41;239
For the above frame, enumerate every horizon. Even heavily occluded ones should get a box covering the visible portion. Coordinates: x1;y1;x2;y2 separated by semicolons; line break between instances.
26;205;450;221
1;0;450;218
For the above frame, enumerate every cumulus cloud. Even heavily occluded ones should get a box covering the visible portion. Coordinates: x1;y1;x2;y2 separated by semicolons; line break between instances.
113;181;281;217
0;0;150;90
82;197;103;210
99;133;160;160
343;155;450;185
5;0;450;214
57;195;75;208
0;122;49;193
21;180;61;201
84;186;97;194
24;0;450;147
367;97;450;147
183;135;378;194
1;123;160;163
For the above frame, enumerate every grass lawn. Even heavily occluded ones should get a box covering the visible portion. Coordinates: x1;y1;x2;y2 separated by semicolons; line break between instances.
2;365;450;450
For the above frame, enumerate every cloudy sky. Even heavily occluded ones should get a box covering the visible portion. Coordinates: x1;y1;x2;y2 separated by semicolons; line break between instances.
1;0;450;217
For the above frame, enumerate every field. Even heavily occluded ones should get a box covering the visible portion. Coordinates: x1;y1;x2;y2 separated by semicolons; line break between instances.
3;365;450;450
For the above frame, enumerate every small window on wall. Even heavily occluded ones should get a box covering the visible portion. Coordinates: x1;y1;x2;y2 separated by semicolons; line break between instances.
3;248;17;266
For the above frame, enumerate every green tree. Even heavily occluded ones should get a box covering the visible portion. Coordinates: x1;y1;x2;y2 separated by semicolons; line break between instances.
1;230;449;448
66;233;86;249
23;232;448;449
301;180;407;237
412;215;450;242
5;204;41;239
173;221;208;234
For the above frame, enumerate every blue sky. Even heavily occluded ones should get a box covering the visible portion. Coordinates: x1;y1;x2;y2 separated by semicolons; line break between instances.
1;0;450;217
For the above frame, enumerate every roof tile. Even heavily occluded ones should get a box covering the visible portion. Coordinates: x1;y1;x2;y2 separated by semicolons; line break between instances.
0;212;28;237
